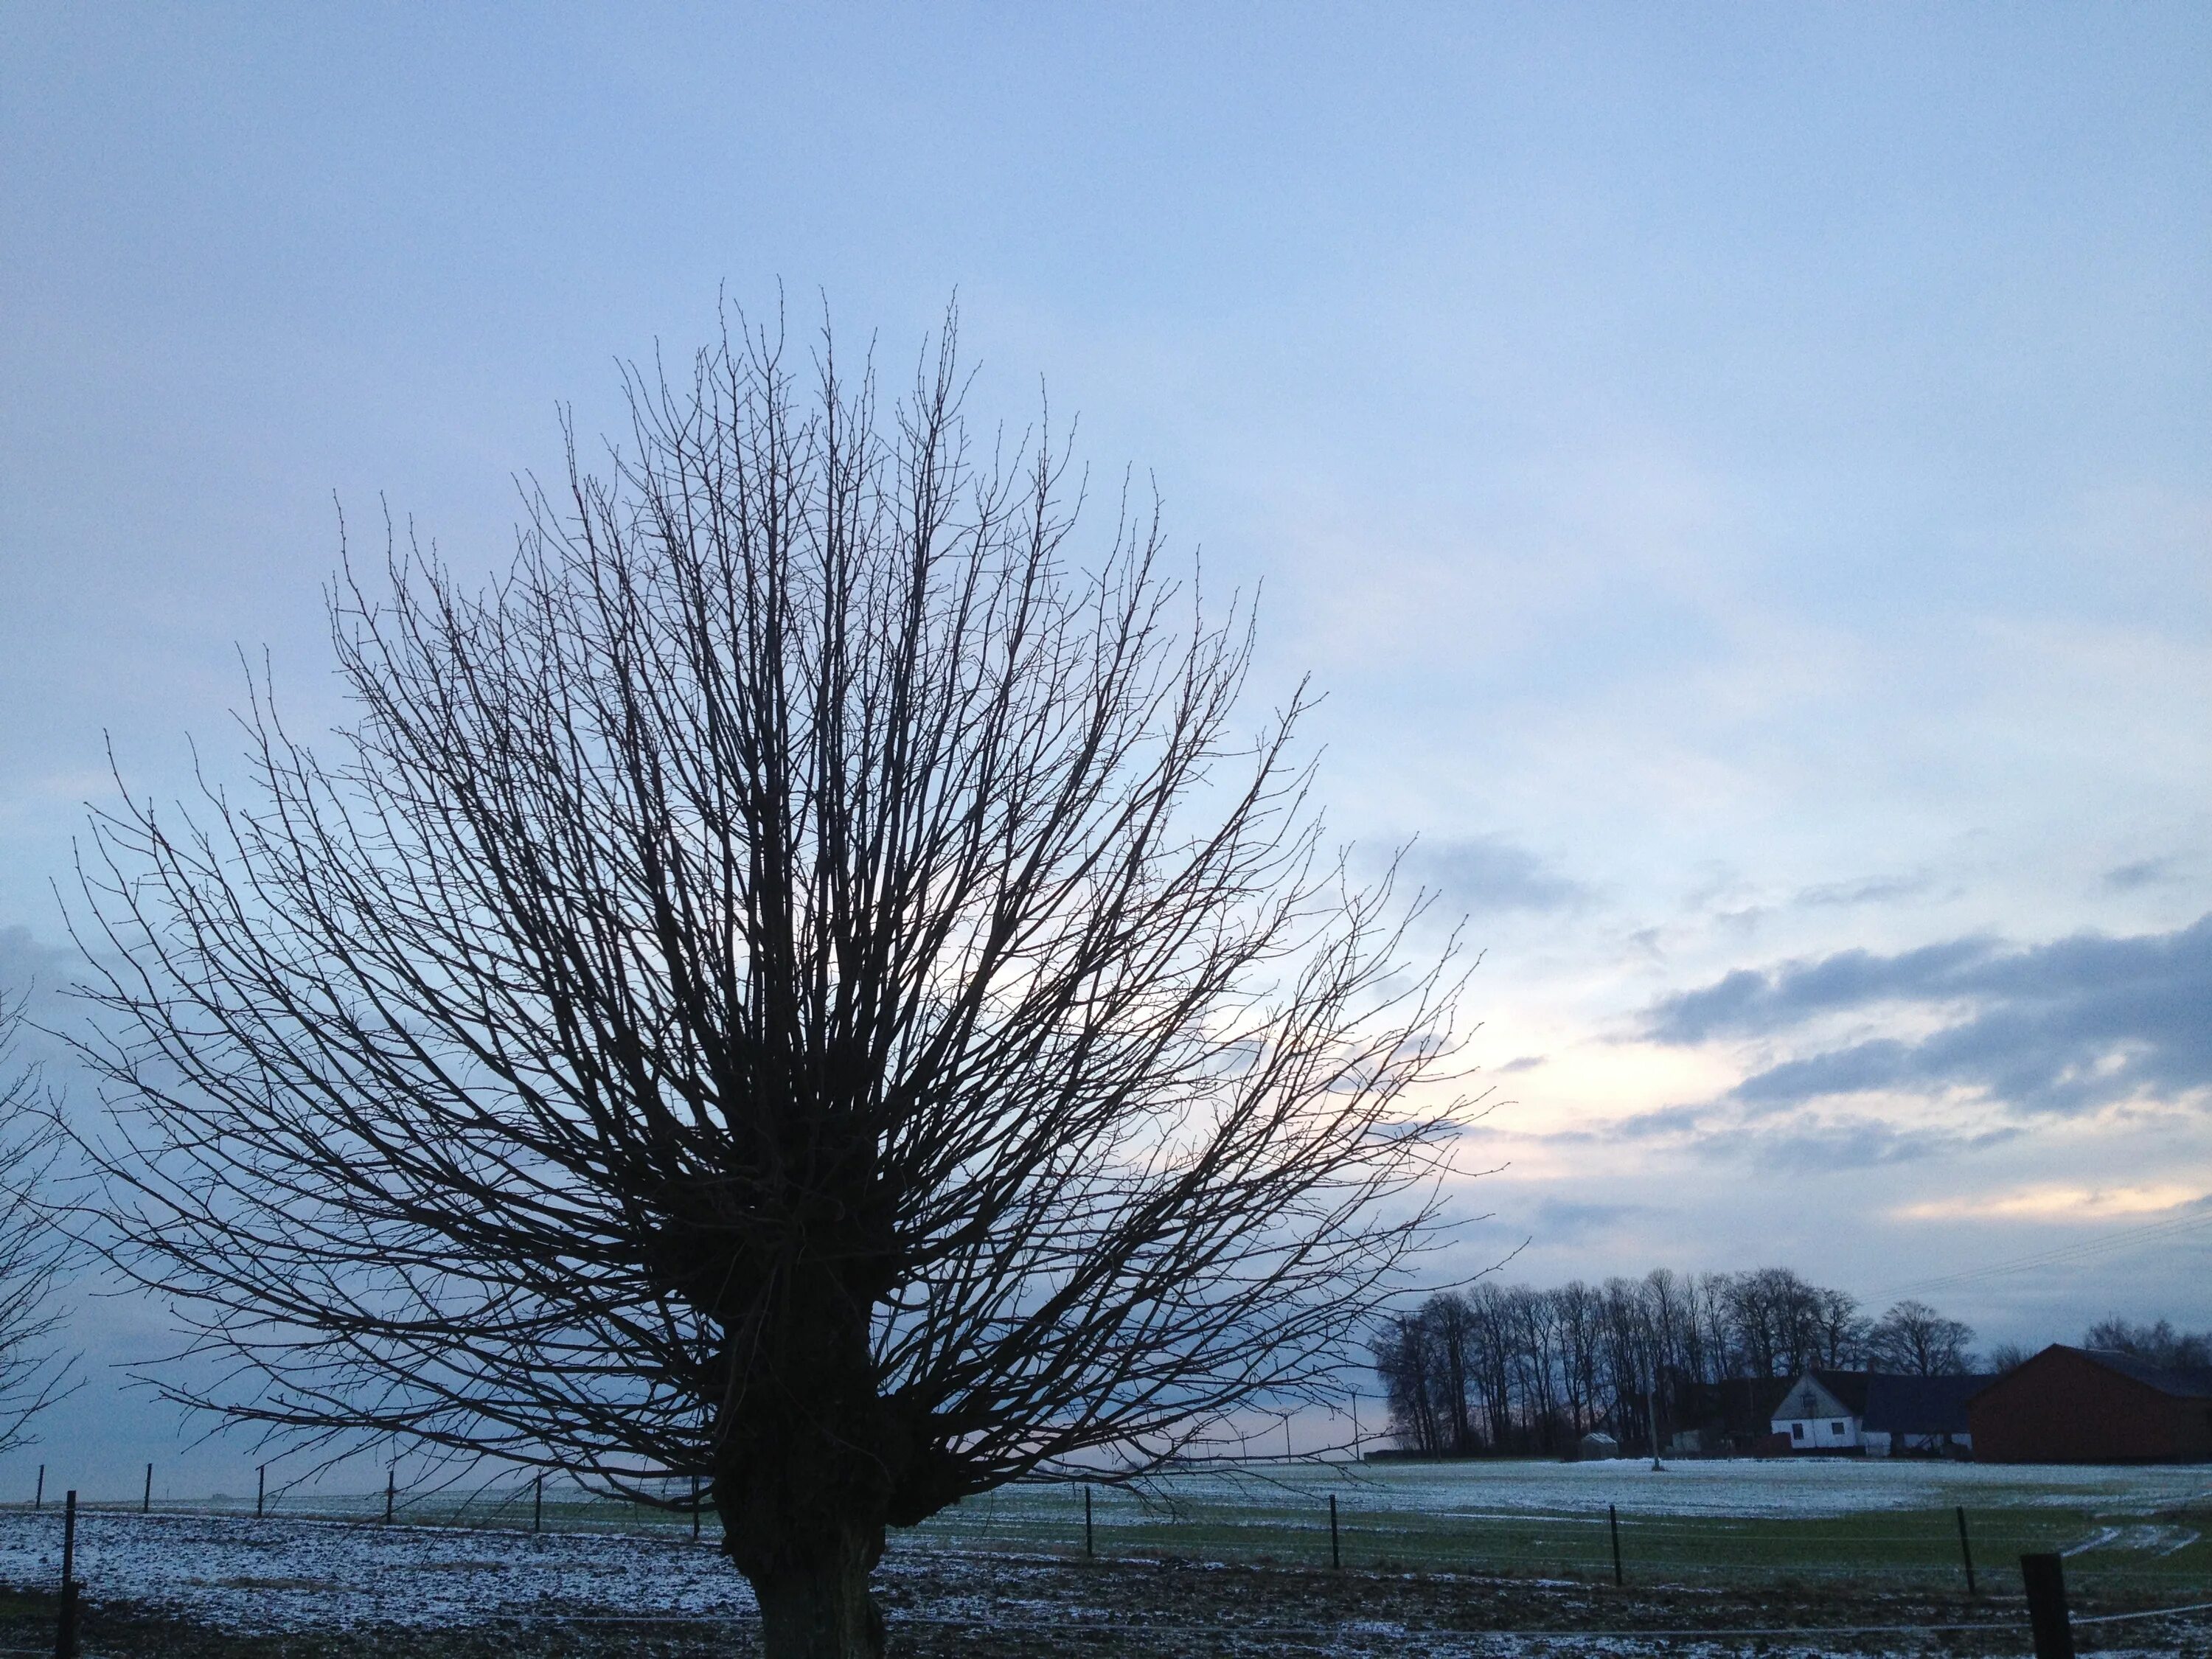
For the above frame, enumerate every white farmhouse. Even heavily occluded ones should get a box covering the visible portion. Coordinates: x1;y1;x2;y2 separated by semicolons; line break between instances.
1769;1371;1869;1452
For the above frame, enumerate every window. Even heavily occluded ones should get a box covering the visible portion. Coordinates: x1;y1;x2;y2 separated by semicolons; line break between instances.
1830;1421;1845;1436
1792;1422;1805;1441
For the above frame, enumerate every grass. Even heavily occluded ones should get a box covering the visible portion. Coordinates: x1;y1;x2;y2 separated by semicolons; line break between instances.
81;1455;2212;1604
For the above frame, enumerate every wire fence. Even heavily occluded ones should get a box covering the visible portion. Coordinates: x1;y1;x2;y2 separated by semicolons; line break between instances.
35;1461;2212;1604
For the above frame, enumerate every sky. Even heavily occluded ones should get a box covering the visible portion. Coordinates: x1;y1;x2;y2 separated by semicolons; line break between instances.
2;4;2208;1495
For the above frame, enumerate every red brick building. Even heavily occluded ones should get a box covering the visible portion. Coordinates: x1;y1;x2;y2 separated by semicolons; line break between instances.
1969;1345;2212;1463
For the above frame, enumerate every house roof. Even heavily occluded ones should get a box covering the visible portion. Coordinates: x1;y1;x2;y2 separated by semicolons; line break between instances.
1773;1370;1868;1419
1813;1370;1870;1414
2076;1347;2212;1399
1863;1372;1992;1435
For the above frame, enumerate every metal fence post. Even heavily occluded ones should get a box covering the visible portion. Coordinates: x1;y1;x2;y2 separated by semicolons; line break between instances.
33;1464;43;1511
142;1463;153;1514
55;1489;79;1659
1329;1493;1340;1571
1954;1506;1976;1596
1608;1503;1624;1586
1084;1486;1094;1558
2020;1552;2074;1659
257;1465;266;1520
385;1467;396;1526
534;1472;543;1534
692;1473;701;1543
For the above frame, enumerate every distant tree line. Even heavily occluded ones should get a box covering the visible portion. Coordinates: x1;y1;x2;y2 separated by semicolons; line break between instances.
1371;1267;1977;1458
2080;1317;2212;1370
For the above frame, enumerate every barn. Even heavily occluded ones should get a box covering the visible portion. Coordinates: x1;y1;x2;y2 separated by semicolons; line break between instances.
1969;1345;2212;1464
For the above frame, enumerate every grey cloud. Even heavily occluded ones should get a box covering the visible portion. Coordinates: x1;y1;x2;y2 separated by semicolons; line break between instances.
1647;936;1995;1043
0;924;94;1068
1411;835;1585;916
1726;1117;2025;1174
1795;872;1934;908
1526;1197;1646;1243
2105;858;2182;892
1649;914;2212;1116
1494;1054;1545;1074
1610;1104;1711;1141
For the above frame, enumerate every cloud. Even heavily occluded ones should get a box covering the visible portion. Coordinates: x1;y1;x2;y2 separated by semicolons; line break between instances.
1599;1102;2022;1170
1525;1197;1647;1244
1646;914;2212;1116
1728;1118;2024;1174
1795;872;1935;908
1894;1183;2207;1222
0;924;94;1068
2104;857;2183;892
1410;835;1585;915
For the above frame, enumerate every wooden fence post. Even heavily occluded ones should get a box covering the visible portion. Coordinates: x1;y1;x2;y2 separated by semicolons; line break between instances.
2020;1552;2074;1659
385;1468;396;1526
142;1463;152;1514
534;1473;543;1534
1329;1493;1340;1571
1954;1506;1976;1595
1609;1503;1624;1586
33;1464;42;1511
257;1465;266;1520
55;1489;79;1659
1084;1486;1094;1558
692;1473;701;1543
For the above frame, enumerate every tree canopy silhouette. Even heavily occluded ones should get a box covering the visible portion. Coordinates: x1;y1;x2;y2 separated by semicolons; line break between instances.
72;313;1467;1659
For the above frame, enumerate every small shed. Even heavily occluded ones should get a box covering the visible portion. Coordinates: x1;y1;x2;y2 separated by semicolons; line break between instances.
1576;1431;1620;1461
1969;1346;2212;1464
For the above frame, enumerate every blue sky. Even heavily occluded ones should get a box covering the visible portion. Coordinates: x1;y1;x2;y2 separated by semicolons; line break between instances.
3;4;2208;1492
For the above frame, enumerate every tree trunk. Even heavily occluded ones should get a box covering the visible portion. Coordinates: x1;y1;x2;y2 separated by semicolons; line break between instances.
716;1266;900;1659
751;1545;887;1659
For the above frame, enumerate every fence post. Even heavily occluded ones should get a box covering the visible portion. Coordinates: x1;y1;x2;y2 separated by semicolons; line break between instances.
1085;1486;1094;1558
33;1464;42;1511
1608;1503;1624;1586
534;1473;543;1534
385;1468;396;1526
142;1463;153;1514
1954;1506;1976;1595
2020;1553;2074;1659
55;1489;79;1659
692;1473;701;1543
1329;1493;1340;1571
257;1465;266;1520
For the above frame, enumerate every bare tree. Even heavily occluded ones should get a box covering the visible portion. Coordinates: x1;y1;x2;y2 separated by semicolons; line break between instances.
68;316;1466;1658
0;994;76;1450
1983;1340;2034;1374
1867;1299;1976;1376
2083;1316;2211;1370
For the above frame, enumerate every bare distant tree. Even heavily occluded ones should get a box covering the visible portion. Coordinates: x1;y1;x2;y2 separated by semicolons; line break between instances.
1983;1340;2035;1374
2084;1317;2212;1370
69;314;1467;1658
0;995;76;1450
1868;1299;1976;1376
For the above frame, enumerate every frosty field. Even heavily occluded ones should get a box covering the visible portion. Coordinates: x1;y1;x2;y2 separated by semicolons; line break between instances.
4;1456;2207;1655
913;1455;2212;1592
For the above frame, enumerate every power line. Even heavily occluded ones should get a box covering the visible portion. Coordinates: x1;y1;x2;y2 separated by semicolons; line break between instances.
1879;1202;2212;1299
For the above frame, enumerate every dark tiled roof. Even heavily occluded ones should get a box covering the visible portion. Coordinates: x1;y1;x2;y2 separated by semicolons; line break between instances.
1863;1372;1992;1435
1810;1370;1869;1414
2076;1346;2212;1399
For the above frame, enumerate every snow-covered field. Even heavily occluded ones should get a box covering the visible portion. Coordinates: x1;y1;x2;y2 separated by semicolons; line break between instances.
4;1495;2207;1658
994;1455;2212;1521
0;1508;757;1631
